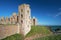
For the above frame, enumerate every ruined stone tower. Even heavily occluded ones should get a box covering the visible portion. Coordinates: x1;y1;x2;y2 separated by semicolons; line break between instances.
18;4;31;36
31;16;37;26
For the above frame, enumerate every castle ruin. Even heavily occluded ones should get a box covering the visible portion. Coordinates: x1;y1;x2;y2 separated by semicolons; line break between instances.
0;4;38;39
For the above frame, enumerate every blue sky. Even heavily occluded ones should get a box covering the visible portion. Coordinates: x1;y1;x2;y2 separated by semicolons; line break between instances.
0;0;61;25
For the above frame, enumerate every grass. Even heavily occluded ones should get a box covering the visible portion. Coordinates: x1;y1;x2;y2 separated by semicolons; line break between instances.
33;34;61;40
26;26;51;37
2;34;24;40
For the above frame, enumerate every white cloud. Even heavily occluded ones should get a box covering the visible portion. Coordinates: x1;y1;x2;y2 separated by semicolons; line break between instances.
47;8;61;18
59;8;61;10
47;12;61;18
54;12;61;17
54;8;61;17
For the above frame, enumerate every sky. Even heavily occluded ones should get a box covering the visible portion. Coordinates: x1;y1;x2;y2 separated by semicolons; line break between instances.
0;0;61;25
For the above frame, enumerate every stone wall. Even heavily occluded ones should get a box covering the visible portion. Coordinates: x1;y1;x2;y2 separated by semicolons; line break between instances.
0;24;19;39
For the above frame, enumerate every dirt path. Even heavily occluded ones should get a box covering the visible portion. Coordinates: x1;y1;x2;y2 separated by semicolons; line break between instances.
24;34;52;40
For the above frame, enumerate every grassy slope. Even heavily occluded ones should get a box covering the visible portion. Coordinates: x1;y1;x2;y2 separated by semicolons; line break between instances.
26;26;51;37
2;34;24;40
34;34;61;40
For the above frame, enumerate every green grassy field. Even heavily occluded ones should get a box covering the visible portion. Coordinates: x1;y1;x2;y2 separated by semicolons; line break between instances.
33;34;61;40
26;26;51;37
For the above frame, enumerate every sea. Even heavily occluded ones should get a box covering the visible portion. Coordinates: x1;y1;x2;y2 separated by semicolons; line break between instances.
47;26;61;33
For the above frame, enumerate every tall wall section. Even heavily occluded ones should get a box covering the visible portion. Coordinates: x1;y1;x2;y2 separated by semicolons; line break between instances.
0;24;19;39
